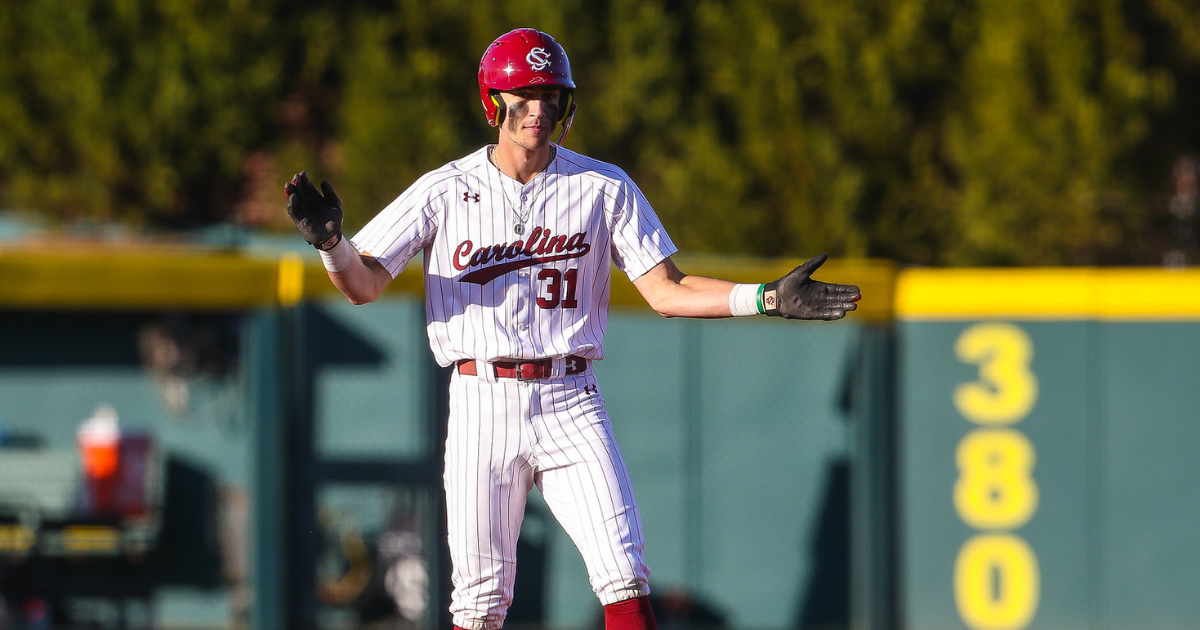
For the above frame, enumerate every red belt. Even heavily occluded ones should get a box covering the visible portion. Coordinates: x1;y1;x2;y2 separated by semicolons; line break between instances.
456;355;589;380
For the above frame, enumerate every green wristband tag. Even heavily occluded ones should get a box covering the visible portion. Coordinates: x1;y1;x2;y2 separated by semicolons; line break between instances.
756;284;766;315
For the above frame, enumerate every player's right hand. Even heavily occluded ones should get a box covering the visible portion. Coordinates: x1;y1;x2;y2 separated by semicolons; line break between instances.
764;253;861;320
285;170;344;251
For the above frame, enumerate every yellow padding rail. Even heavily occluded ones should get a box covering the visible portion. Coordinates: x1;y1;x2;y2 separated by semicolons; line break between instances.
0;245;897;320
0;246;338;310
897;268;1200;320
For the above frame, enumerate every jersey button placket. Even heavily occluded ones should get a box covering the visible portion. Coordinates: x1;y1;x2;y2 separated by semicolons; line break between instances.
517;257;531;338
514;269;534;350
513;186;537;351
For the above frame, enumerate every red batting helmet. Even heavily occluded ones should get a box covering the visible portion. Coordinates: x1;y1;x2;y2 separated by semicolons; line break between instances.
478;28;577;143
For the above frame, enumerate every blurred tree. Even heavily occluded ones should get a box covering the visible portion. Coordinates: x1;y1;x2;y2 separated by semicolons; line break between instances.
606;0;1176;265
941;0;1173;265
0;0;283;227
1;0;1198;264
1120;0;1200;262
326;0;604;231
327;1;485;231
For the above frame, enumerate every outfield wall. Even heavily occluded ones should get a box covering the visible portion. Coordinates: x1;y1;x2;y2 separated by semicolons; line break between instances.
895;269;1200;630
2;247;1199;630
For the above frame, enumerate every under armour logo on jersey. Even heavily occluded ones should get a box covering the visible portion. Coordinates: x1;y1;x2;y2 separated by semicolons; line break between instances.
463;191;480;203
584;384;598;395
526;47;552;71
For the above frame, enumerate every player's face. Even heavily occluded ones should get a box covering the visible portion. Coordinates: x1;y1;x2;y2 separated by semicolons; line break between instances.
497;86;561;150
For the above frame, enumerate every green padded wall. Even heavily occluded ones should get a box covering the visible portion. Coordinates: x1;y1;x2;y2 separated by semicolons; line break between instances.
898;317;1200;630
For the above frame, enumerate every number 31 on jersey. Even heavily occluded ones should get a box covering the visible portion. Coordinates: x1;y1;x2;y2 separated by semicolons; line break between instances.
537;268;578;309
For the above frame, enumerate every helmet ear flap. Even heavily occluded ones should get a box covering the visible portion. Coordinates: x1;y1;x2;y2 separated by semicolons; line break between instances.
557;89;574;125
556;101;577;145
490;91;505;126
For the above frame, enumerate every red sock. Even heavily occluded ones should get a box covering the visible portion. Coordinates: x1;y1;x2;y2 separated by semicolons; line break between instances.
604;595;657;630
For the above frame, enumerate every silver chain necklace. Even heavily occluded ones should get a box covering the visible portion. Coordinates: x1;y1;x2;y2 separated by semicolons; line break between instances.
490;145;554;235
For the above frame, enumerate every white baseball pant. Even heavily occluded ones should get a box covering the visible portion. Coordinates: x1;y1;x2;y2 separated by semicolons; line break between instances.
444;367;651;629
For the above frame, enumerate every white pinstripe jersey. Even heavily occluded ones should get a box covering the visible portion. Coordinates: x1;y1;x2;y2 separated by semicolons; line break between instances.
351;144;677;367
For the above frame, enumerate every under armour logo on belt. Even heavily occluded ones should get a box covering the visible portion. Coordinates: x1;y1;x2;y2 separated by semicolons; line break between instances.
584;384;598;395
463;191;480;203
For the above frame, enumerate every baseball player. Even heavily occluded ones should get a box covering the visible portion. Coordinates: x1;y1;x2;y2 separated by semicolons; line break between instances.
285;28;860;630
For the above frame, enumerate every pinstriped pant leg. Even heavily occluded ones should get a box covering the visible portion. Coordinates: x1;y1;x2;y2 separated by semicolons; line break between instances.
532;374;651;605
445;373;535;630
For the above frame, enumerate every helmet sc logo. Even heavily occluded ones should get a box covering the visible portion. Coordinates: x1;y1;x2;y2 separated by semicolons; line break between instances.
526;47;552;71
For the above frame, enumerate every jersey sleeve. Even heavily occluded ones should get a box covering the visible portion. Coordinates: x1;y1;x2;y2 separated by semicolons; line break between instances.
608;175;678;281
349;174;445;278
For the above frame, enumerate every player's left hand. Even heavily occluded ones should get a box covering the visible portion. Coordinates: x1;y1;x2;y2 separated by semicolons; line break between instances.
285;170;343;251
764;253;861;320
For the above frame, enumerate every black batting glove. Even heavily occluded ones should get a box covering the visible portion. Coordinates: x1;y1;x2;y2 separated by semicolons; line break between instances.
284;170;343;250
763;253;861;320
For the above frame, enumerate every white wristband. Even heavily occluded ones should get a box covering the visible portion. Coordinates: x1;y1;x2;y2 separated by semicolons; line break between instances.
319;235;358;272
728;283;764;317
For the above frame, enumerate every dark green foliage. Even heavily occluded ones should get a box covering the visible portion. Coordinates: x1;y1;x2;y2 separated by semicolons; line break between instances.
1;0;1198;264
0;0;283;226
